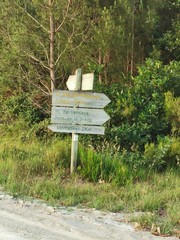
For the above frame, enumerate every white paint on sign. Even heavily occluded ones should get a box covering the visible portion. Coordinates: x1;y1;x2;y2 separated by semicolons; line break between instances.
48;124;105;135
51;107;110;125
52;90;111;108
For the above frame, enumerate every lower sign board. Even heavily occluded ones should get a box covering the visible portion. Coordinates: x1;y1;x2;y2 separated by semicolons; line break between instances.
51;107;110;125
48;124;105;135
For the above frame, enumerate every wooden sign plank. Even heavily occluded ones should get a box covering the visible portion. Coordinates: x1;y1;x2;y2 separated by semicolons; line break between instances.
51;107;110;125
52;90;111;108
48;124;105;135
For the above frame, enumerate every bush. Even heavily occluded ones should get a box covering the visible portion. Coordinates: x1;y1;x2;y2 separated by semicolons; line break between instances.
164;91;180;135
92;59;179;152
0;93;47;125
144;136;180;171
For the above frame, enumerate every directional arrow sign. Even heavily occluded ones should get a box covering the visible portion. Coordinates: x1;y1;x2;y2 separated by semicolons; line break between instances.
52;90;111;109
48;124;105;135
66;69;82;91
66;72;94;91
66;75;77;91
51;107;110;125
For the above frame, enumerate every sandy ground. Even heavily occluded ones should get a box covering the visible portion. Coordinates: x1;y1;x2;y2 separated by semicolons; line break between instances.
0;190;178;240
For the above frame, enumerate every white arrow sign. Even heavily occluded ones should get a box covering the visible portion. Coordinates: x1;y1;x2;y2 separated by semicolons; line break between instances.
48;124;105;135
51;107;110;125
66;75;78;91
52;90;111;108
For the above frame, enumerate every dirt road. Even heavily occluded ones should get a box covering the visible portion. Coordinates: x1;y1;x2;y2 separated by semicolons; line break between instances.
0;190;178;240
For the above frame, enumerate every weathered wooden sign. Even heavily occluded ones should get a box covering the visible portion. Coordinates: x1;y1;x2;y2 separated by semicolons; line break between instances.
48;124;105;135
51;107;110;125
52;90;111;108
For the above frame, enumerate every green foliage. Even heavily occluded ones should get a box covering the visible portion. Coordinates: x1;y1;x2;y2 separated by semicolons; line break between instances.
154;8;180;63
108;123;151;150
144;136;180;171
2;0;178;92
160;20;180;61
131;60;174;138
0;93;46;125
91;59;179;152
164;91;180;135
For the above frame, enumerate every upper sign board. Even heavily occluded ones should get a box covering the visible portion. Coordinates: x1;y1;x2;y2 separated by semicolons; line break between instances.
52;90;111;109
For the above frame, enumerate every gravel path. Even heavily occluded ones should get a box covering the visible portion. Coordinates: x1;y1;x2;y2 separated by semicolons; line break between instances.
0;191;178;240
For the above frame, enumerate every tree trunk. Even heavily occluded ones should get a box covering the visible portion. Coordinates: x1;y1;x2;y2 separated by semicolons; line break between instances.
98;48;102;84
130;0;135;76
49;0;55;91
103;53;109;84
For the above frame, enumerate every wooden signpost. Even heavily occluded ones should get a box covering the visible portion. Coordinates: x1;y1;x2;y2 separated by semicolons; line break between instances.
48;68;111;174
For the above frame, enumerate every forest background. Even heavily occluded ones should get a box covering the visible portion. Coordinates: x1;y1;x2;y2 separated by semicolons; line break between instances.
0;0;179;236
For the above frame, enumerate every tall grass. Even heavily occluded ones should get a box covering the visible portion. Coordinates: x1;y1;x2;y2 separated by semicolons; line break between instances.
78;146;132;185
0;137;71;193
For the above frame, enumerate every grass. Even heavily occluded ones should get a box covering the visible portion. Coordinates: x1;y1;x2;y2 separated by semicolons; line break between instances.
0;134;179;237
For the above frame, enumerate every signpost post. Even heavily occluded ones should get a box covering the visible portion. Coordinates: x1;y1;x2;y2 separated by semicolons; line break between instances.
71;69;81;174
48;68;111;174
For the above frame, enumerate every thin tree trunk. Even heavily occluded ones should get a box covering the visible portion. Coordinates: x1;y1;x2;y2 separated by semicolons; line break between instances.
98;48;102;84
103;53;109;84
126;50;129;76
49;0;55;91
130;0;135;76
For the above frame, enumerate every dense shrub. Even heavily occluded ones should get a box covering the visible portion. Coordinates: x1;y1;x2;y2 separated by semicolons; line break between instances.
92;59;180;151
0;93;47;125
164;91;180;135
